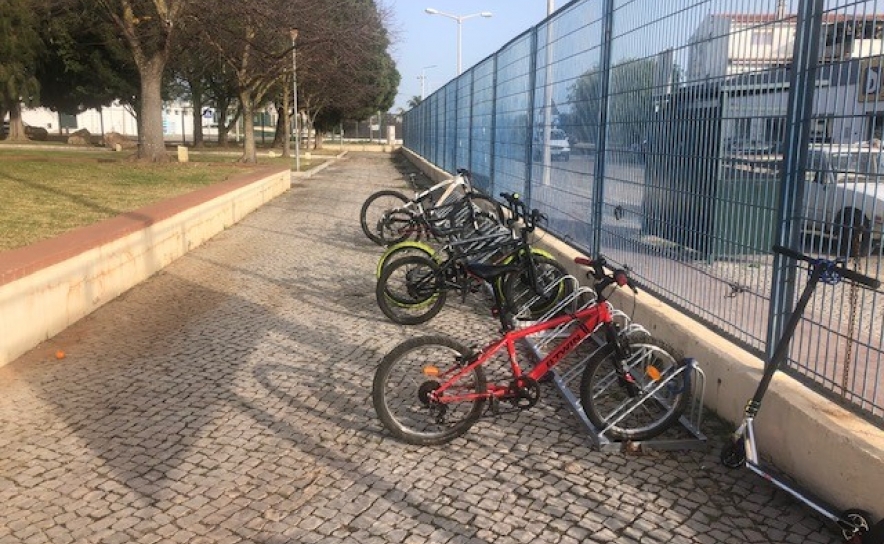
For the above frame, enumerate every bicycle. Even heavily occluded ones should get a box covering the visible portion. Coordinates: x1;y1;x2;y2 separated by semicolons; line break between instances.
359;168;503;246
374;189;540;277
372;256;692;445
374;193;569;325
720;245;882;544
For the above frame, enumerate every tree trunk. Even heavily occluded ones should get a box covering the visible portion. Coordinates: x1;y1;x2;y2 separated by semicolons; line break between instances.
315;131;324;150
239;92;257;163
138;57;169;162
5;103;27;142
190;82;206;149
278;86;291;157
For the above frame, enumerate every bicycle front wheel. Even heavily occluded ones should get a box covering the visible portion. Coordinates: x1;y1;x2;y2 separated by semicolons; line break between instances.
373;336;487;445
579;335;689;441
360;190;410;245
376;255;447;325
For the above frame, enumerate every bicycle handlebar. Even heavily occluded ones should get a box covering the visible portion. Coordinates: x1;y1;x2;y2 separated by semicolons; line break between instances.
772;245;880;289
499;192;545;232
575;255;638;298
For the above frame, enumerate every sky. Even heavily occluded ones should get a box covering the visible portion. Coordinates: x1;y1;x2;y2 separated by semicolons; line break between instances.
385;0;553;112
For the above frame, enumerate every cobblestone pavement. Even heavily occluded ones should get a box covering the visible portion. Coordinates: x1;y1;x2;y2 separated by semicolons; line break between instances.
0;153;848;543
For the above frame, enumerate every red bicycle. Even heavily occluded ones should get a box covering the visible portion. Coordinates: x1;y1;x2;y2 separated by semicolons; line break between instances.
372;256;691;445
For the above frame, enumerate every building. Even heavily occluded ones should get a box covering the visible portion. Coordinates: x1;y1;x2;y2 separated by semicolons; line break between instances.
685;8;884;146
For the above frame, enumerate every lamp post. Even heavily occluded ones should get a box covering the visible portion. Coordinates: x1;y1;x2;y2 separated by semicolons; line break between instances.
290;28;300;172
424;8;492;75
418;64;437;99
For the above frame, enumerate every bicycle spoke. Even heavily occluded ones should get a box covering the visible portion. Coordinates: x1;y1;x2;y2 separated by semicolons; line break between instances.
373;337;486;445
580;336;689;441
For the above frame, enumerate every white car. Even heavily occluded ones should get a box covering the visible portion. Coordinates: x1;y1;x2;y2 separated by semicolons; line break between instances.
803;142;884;255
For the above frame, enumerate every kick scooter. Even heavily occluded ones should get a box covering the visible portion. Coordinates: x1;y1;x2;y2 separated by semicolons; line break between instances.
720;245;882;543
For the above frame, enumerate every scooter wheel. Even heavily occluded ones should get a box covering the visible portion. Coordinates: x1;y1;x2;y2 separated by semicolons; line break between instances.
720;438;746;468
839;509;872;543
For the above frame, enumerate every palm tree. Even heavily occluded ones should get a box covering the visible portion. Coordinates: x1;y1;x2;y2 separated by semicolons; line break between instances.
406;95;423;108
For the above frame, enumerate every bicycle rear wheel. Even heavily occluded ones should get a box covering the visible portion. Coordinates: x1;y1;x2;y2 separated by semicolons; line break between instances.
467;193;505;225
376;255;448;325
378;209;421;246
373;336;487;445
579;334;689;441
360;190;410;245
501;255;571;320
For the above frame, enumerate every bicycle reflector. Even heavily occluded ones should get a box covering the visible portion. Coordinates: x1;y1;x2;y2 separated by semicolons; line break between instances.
645;365;662;381
423;366;440;377
614;270;629;286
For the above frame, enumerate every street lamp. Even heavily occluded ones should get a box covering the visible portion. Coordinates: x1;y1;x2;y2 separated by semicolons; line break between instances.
424;8;492;75
290;28;300;172
418;64;437;99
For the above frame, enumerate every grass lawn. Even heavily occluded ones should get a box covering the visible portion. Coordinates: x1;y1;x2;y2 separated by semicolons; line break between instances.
0;145;319;252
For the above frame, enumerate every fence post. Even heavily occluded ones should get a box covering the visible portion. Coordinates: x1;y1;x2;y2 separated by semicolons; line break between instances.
767;0;825;358
590;0;616;252
490;55;499;196
466;69;474;178
525;26;540;205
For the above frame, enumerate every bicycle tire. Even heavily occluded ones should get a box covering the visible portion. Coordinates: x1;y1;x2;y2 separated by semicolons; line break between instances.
501;255;571;320
376;242;437;278
377;208;421;246
376;255;448;325
360;190;410;245
579;334;690;441
373;336;487;445
467;193;505;225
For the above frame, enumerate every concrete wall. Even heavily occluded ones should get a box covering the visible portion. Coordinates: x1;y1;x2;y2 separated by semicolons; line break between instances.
401;147;884;521
0;167;291;368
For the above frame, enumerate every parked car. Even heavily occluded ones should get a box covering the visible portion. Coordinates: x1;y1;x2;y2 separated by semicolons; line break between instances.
802;142;884;255
727;139;781;155
533;128;571;161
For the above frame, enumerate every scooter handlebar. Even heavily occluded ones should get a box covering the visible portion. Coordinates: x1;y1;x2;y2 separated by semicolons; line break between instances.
772;245;881;289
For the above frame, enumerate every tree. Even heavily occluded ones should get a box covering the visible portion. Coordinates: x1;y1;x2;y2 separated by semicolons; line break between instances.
195;0;315;162
0;0;43;141
568;58;678;148
407;96;423;109
37;0;139;116
297;0;400;149
90;0;194;161
167;27;227;148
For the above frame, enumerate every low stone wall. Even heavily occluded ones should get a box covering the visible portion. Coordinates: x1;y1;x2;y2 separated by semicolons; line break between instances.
0;167;291;368
401;147;884;522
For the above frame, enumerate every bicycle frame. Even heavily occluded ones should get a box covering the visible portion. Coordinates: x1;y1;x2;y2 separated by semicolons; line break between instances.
384;176;487;242
429;302;619;405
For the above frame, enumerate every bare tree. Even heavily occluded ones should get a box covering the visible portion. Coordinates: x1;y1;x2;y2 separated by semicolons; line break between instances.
194;0;332;162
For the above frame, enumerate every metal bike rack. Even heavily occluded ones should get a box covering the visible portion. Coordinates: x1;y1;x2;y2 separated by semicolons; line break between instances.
514;277;708;453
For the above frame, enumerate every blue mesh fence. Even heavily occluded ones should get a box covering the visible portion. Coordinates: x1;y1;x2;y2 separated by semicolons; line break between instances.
401;0;884;424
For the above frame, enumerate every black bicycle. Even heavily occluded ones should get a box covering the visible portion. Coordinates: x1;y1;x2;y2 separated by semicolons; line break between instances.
375;192;569;325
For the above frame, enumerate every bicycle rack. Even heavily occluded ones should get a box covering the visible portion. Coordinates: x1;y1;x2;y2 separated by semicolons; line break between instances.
513;276;708;453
